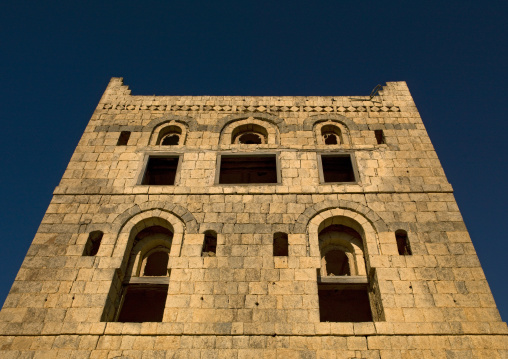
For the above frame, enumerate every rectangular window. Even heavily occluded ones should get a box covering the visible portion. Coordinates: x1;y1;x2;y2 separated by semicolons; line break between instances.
273;232;289;256
319;154;357;183
117;131;131;146
218;154;279;184
318;286;373;322
117;284;168;322
141;156;180;185
396;230;412;255
374;130;385;144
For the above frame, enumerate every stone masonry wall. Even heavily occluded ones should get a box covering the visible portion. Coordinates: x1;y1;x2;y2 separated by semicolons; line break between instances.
0;78;506;358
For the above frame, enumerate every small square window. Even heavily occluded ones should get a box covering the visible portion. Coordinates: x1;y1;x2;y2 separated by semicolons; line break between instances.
319;154;357;183
141;156;180;185
218;154;278;184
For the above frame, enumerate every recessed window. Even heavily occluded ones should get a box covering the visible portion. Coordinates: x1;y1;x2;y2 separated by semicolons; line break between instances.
83;231;103;256
141;156;180;185
273;232;289;256
238;133;262;144
317;220;373;322
101;221;173;323
374;130;385;144
324;249;350;276
395;230;412;255
319;154;357;183
318;287;372;322
218;154;278;184
202;231;217;257
231;124;268;145
156;125;183;146
321;125;342;145
143;251;169;276
117;284;168;322
161;134;180;146
117;131;131;146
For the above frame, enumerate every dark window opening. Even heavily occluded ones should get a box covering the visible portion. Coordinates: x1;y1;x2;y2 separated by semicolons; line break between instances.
321;125;342;145
117;131;131;146
374;130;385;144
318;287;372;322
142;157;179;185
321;155;356;183
324;133;338;145
143;251;169;276
219;155;277;184
238;133;262;144
161;134;180;146
395;230;412;255
232;124;268;144
202;231;217;257
155;125;183;145
273;232;289;256
324;250;350;276
83;231;103;256
117;284;168;322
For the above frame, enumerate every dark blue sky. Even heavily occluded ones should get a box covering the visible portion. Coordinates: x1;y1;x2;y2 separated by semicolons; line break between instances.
1;1;507;320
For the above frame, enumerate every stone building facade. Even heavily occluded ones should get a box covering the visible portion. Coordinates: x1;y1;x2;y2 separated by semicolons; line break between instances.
0;78;506;358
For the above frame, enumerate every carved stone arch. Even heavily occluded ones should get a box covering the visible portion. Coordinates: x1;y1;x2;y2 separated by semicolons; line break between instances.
219;117;280;145
214;112;287;134
144;114;202;141
302;114;360;132
149;121;187;146
315;121;351;146
293;199;388;234
110;203;198;271
304;115;357;146
127;233;172;277
111;201;199;236
111;210;184;272
305;208;381;271
318;229;366;276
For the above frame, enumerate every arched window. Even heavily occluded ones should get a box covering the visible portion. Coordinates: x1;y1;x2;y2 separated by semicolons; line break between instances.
116;223;173;322
321;125;342;145
238;133;262;144
202;230;217;257
273;232;289;256
318;224;364;277
156;125;183;146
231;124;268;145
323;248;350;276
161;134;179;145
313;121;350;146
317;222;372;322
395;230;412;255
142;250;169;276
83;231;103;256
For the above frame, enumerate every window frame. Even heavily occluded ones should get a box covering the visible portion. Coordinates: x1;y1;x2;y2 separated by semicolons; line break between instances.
317;152;360;184
214;152;281;185
137;153;183;186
